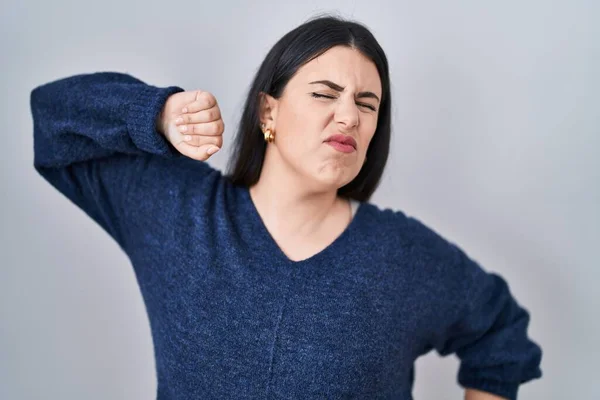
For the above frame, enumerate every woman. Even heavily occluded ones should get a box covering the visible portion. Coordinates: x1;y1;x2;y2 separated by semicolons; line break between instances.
31;15;542;400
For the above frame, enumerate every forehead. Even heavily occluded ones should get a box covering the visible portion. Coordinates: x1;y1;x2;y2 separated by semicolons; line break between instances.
291;46;382;96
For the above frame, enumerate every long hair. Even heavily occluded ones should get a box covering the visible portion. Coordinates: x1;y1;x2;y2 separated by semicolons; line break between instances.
225;14;391;202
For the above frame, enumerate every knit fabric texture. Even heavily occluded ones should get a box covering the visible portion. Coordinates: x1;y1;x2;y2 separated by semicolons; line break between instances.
30;72;542;400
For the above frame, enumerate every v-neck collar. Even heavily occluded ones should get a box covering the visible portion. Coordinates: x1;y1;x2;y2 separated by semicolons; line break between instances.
240;185;364;266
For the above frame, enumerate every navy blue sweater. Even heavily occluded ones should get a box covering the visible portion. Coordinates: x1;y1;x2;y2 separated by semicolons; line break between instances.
30;72;542;399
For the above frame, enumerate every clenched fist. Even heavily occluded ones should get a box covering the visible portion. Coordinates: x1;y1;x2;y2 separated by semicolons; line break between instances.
157;90;224;161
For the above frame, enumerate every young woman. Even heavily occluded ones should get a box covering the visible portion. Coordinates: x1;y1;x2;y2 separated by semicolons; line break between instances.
31;15;542;400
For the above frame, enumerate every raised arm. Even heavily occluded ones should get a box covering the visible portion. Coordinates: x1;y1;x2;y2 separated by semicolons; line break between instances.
31;71;186;168
30;72;196;250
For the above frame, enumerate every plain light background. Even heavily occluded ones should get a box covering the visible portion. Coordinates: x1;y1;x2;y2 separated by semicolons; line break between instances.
2;1;598;399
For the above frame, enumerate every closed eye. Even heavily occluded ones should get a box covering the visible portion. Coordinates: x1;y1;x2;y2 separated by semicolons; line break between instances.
310;93;377;112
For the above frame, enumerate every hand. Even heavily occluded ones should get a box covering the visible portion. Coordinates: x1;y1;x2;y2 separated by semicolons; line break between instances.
158;90;224;161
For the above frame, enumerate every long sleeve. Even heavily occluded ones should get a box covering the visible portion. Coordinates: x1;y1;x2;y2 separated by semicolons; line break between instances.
30;71;186;250
429;246;543;400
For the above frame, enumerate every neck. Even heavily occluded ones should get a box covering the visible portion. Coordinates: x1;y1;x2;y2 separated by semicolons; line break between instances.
248;148;349;239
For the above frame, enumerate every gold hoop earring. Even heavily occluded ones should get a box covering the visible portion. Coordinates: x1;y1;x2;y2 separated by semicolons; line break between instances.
263;128;275;143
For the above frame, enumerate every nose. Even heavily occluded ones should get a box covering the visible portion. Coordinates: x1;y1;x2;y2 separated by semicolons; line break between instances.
334;97;359;131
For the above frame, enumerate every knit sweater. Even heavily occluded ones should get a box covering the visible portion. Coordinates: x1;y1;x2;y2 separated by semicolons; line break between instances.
30;72;542;400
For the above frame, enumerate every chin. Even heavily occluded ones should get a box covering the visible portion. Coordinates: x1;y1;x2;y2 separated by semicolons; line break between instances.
305;157;358;188
312;169;356;190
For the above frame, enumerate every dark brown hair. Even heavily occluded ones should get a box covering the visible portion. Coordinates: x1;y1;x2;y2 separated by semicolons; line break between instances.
225;14;392;202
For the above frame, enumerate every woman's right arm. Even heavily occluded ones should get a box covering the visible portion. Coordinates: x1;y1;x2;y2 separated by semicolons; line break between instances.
31;71;185;167
30;72;196;250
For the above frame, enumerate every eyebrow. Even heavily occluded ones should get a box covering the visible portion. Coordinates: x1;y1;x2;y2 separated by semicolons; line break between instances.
309;80;380;103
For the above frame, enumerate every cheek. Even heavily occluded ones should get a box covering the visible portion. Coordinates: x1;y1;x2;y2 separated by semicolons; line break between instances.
360;124;377;150
277;104;327;151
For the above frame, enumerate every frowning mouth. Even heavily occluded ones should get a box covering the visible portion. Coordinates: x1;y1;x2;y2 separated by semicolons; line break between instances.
324;134;357;153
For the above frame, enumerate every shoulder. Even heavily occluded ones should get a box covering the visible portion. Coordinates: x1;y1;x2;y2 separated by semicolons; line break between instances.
359;202;486;293
121;153;228;216
360;203;493;324
133;153;224;193
358;202;459;258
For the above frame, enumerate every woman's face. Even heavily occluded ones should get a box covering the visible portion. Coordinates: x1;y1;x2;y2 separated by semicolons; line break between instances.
261;45;382;191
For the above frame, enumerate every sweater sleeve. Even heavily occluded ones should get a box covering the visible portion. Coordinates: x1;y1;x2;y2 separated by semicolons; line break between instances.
430;246;543;400
30;71;186;250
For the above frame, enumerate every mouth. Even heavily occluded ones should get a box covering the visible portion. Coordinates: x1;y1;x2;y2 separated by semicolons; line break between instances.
324;134;357;153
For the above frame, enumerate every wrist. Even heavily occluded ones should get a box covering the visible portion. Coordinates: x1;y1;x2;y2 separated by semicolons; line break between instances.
155;109;166;136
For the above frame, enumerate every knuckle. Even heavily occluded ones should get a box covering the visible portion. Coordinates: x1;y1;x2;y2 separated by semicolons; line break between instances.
204;92;216;107
204;91;216;101
213;121;221;135
199;91;211;102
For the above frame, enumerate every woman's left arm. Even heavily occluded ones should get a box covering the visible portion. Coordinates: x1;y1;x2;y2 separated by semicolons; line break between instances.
429;246;543;400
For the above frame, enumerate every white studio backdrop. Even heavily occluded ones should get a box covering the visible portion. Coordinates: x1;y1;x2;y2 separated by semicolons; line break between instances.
1;1;598;399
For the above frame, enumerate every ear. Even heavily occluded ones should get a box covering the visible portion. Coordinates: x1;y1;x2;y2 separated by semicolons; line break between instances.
258;92;279;129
